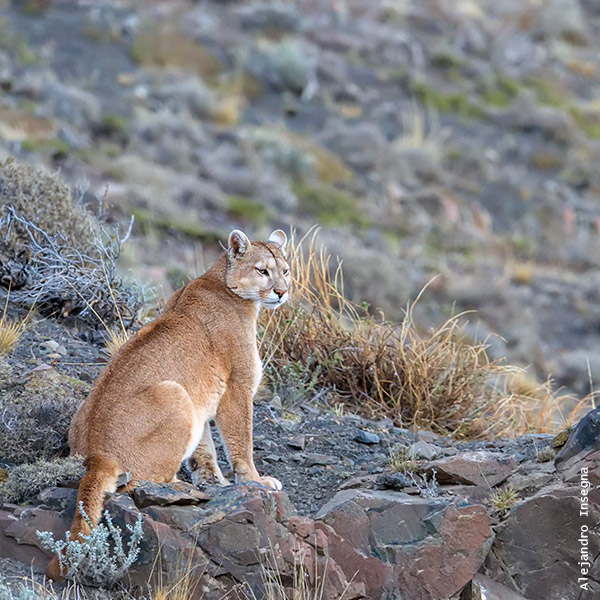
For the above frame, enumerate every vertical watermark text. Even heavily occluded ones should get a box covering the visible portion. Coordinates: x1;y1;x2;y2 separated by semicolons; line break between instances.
579;467;591;591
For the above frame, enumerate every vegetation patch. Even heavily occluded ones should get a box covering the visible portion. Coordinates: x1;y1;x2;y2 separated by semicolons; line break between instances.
259;232;592;439
409;81;484;119
0;358;89;464
227;196;272;226
132;207;225;243
0;456;85;504
480;75;521;107
131;26;222;78
293;182;366;228
0;158;142;325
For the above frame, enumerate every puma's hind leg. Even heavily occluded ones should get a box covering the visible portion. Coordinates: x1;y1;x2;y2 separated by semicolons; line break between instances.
188;420;229;486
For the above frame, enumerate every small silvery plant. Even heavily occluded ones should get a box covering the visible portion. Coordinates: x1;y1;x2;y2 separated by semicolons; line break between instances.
36;502;143;587
409;469;440;498
0;575;41;600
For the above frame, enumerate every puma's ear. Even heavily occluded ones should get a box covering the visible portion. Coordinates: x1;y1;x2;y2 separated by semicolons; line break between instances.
267;229;287;254
228;229;251;258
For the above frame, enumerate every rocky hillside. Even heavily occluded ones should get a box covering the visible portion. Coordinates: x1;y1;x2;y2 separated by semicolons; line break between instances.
0;1;599;598
0;305;598;599
1;0;600;396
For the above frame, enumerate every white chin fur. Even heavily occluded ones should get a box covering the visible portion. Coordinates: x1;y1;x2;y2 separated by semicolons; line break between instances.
260;297;287;309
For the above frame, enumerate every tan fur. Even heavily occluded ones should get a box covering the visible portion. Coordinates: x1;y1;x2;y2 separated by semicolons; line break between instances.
46;230;290;581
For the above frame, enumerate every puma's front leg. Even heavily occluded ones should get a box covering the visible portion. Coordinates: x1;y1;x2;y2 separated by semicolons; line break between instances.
188;421;229;486
215;386;282;491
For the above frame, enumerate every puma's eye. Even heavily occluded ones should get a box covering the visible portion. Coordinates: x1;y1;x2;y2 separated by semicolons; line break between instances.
256;268;269;276
282;269;289;276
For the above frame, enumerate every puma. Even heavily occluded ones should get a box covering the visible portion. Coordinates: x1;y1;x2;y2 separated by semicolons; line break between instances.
46;229;290;580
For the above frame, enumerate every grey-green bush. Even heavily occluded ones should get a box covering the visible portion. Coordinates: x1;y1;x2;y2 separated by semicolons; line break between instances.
37;502;143;588
0;359;89;465
0;456;85;504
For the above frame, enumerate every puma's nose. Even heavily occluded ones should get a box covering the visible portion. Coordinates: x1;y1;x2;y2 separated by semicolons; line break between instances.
274;289;286;298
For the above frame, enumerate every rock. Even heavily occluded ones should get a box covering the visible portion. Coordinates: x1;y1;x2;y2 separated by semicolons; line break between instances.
339;474;378;490
39;340;59;353
410;440;441;460
555;407;600;464
426;451;517;487
316;488;494;600
560;449;600;487
304;453;337;467
506;471;553;494
416;430;441;444
468;573;529;600
376;472;413;491
38;487;77;512
487;484;600;599
287;434;306;450
236;2;301;33
353;430;380;445
131;481;210;509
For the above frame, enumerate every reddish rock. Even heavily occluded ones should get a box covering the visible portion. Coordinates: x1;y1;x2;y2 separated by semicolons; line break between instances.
317;489;494;600
487;484;600;599
426;451;517;487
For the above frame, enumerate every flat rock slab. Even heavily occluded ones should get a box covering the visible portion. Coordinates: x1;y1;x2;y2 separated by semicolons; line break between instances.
426;451;517;487
131;481;210;508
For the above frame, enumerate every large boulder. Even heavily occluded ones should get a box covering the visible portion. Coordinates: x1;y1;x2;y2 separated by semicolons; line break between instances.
316;489;494;600
555;407;600;465
425;451;517;487
486;484;600;599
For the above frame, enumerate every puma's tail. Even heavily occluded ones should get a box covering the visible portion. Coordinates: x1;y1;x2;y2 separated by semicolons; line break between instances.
46;454;120;581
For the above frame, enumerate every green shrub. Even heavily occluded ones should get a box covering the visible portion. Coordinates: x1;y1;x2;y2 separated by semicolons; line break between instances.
292;182;366;227
227;196;271;225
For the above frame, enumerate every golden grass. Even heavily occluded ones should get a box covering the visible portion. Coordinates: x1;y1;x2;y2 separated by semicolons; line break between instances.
241;542;353;600
0;314;26;355
259;229;593;439
489;485;519;516
131;27;221;78
388;446;419;474
103;329;130;357
0;292;29;355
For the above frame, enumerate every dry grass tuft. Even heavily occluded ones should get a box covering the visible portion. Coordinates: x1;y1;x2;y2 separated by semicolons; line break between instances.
241;542;353;600
388;446;420;474
489;485;520;517
0;312;27;355
103;329;131;357
0;286;33;355
259;230;593;439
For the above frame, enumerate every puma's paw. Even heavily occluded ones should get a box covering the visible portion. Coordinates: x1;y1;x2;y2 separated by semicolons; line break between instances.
257;475;283;491
191;469;230;487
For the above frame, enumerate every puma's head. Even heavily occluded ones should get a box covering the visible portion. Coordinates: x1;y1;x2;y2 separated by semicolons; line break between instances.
226;229;291;309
